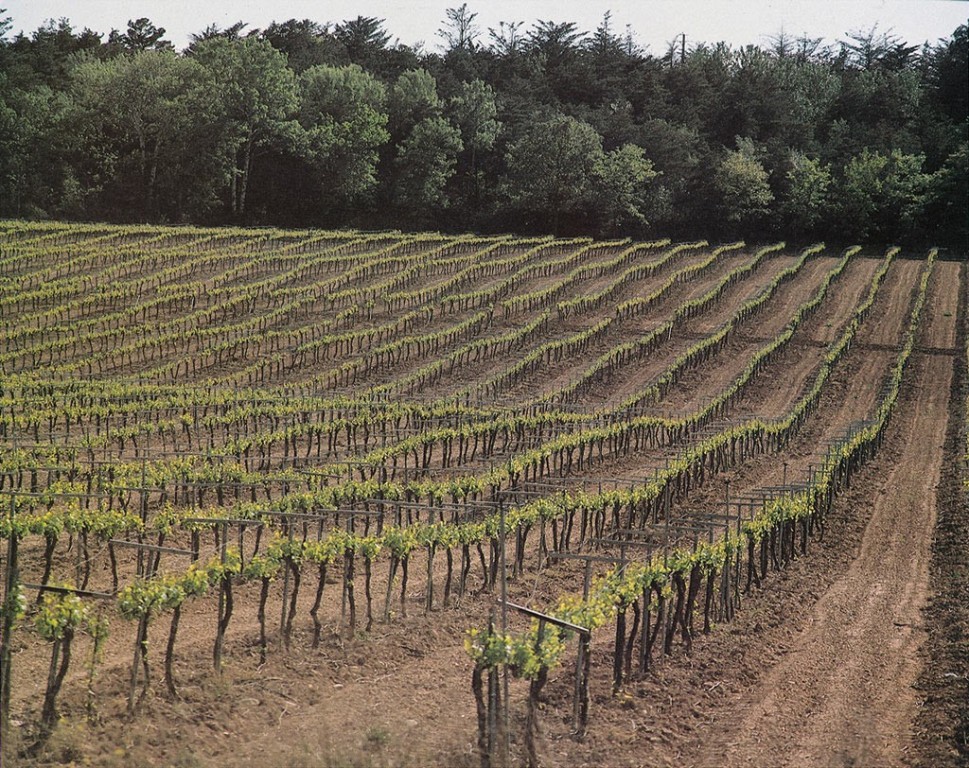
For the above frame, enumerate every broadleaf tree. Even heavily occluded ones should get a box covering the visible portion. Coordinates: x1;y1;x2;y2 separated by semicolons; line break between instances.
192;36;299;218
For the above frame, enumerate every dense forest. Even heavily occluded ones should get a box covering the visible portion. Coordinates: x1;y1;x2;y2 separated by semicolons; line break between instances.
0;8;965;248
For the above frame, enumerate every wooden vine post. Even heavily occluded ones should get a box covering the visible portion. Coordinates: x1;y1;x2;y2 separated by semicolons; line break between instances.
549;552;619;734
28;583;111;733
501;601;591;738
524;617;547;768
499;495;510;764
111;539;196;703
183;515;249;674
214;519;229;672
1;495;19;748
279;519;293;635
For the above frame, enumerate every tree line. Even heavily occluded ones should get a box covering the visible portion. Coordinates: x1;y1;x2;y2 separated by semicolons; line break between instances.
0;9;965;249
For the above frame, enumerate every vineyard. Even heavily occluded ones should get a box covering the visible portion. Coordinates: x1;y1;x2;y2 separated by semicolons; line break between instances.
0;221;962;767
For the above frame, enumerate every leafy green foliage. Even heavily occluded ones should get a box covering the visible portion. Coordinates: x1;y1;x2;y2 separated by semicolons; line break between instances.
835;148;929;240
0;15;964;242
594;143;659;234
501;115;603;232
394;116;463;212
299;64;389;207
714;140;774;231
35;589;90;641
782;151;832;239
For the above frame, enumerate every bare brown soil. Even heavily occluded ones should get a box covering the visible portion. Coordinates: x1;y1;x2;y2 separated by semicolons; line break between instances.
4;237;964;768
696;348;948;766
911;260;969;768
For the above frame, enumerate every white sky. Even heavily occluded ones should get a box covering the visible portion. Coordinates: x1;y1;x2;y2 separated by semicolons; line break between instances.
3;0;967;53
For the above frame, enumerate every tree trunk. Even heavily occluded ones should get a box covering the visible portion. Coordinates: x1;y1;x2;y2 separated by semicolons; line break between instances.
524;667;548;768
164;605;181;698
258;577;270;661
472;665;490;768
238;136;254;218
364;558;374;632
284;558;301;649
311;563;327;648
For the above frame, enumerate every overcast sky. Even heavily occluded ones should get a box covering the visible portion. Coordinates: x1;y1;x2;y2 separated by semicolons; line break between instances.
4;0;967;53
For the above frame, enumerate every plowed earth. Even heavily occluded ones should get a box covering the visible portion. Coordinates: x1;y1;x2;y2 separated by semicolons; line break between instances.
2;230;963;768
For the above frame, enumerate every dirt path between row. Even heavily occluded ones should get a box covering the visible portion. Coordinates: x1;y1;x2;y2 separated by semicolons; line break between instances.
692;261;958;768
8;256;959;768
913;259;968;767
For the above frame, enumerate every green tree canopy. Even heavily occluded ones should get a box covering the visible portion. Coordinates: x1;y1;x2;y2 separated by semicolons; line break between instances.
714;139;774;233
105;18;173;54
261;19;345;73
68;50;218;219
593;143;660;235
0;11;964;244
834;148;929;241
389;68;441;138
501;114;603;233
781;151;832;241
191;36;298;218
299;64;389;209
446;78;500;213
924;142;968;249
0;75;67;218
393;115;463;215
